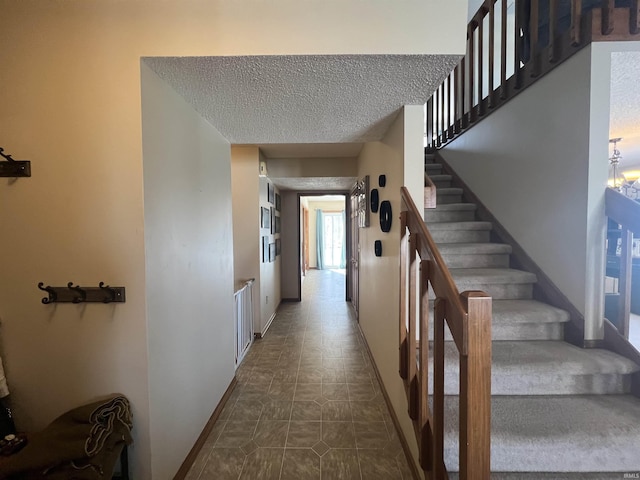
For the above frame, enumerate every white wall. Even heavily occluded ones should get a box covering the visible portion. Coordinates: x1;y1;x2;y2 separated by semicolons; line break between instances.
231;146;262;334
141;63;235;477
0;1;467;477
356;106;425;471
440;46;608;340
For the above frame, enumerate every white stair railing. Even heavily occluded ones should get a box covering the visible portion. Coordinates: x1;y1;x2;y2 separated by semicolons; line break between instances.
234;278;255;366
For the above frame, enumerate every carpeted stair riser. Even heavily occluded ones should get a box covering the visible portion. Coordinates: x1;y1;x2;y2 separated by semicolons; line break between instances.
439;244;512;268
429;174;453;188
426;163;443;175
425;205;477;223
436;187;464;204
428;221;493;243
436;395;640;473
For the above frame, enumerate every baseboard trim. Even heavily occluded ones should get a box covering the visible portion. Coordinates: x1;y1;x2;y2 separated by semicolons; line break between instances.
435;152;587;347
355;323;421;480
173;377;238;480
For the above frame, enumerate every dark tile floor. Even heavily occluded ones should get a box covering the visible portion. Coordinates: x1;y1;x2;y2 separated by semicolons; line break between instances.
185;269;414;480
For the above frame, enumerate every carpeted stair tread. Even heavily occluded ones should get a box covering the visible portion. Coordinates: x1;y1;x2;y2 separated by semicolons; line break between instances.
492;299;569;324
450;267;537;285
439;340;639;376
438;242;512;255
430;202;476;212
449;473;627;479
428;221;492;231
426;163;443;174
440;394;640;472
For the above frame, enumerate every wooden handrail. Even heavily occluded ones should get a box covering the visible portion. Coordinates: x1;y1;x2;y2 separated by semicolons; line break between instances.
426;0;640;152
400;186;492;478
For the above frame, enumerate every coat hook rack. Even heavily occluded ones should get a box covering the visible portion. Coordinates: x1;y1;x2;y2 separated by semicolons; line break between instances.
37;282;126;304
0;147;31;177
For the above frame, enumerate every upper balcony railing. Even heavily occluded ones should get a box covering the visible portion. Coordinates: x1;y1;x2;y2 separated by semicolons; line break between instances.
426;0;640;152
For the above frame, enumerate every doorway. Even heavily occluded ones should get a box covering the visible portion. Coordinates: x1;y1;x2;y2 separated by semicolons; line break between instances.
299;194;350;302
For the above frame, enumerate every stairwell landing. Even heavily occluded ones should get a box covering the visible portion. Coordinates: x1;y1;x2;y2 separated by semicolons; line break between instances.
424;154;640;478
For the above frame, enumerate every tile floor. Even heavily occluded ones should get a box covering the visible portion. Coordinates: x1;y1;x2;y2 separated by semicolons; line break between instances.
185;269;414;480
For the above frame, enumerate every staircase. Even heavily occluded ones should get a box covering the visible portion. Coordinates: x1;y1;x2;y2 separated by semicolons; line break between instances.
424;154;640;477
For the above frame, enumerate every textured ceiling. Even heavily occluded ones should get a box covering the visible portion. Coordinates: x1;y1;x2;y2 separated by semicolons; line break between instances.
271;176;357;192
143;55;459;144
610;51;640;170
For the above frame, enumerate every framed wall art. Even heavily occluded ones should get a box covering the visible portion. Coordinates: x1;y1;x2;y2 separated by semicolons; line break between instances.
261;207;270;229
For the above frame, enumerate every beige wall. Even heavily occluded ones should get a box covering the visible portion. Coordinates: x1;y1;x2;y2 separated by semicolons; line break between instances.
141;63;235;477
280;191;301;300
0;1;466;477
259;177;282;334
231;146;262;333
267;157;358;178
356;106;425;472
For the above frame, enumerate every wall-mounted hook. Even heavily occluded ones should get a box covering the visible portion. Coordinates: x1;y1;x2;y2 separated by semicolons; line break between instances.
99;282;116;303
67;282;86;303
37;282;57;304
0;147;31;177
37;282;126;304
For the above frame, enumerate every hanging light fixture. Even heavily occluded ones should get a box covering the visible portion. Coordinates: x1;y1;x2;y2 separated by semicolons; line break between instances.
608;138;625;190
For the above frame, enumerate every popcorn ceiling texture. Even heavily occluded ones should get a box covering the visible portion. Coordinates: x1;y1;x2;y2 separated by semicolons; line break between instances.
143;55;460;144
270;176;357;191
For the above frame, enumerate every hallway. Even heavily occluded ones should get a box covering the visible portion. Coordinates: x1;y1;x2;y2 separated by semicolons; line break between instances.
185;269;414;479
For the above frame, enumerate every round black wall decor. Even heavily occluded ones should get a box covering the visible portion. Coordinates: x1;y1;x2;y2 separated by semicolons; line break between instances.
370;188;379;213
378;175;386;187
374;240;382;257
379;200;392;232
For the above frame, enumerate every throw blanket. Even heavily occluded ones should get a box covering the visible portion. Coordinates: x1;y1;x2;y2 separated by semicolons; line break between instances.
0;394;132;479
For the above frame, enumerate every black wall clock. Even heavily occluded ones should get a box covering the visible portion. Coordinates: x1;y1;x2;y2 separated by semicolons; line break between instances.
370;188;379;213
379;200;392;232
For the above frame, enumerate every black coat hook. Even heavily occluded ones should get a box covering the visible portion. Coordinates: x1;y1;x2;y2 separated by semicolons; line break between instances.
99;282;116;303
67;282;86;303
37;282;57;304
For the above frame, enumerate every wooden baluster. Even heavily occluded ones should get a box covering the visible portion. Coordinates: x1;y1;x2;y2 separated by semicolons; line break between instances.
461;55;469;129
618;229;632;339
438;83;447;145
514;0;524;88
454;65;461;134
489;0;496;108
408;235;419;420
399;213;409;380
631;0;639;34
447;73;454;139
501;0;508;99
478;17;485;116
549;0;559;62
426;98;434;153
419;260;432;472
468;23;477;123
571;0;583;46
433;298;446;479
602;0;615;35
530;0;541;76
459;291;492;480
